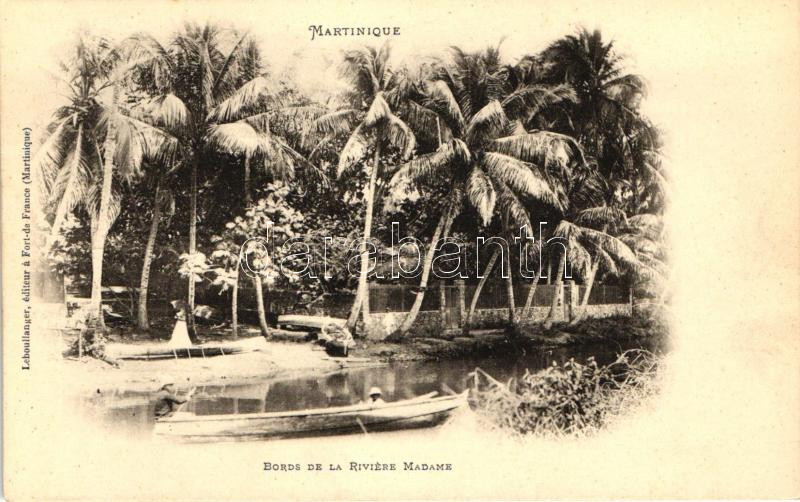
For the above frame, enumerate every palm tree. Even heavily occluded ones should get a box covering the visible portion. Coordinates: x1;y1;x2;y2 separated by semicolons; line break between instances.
387;46;584;339
136;150;178;330
543;28;658;191
304;43;415;333
36;36;156;329
127;23;298;339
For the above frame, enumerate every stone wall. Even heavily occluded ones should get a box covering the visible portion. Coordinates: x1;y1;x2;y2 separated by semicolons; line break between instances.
365;303;632;340
470;306;554;327
583;303;632;319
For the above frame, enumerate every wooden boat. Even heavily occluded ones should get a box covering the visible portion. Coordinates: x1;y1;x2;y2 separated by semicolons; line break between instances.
276;315;345;332
109;336;266;361
154;391;467;441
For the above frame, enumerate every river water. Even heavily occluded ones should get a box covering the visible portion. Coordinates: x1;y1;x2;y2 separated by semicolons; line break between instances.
92;338;665;438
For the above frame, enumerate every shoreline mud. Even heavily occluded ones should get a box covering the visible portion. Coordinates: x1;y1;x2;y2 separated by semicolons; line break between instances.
62;314;667;395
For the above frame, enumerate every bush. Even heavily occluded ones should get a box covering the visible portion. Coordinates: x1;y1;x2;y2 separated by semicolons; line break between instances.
63;325;119;367
470;349;659;436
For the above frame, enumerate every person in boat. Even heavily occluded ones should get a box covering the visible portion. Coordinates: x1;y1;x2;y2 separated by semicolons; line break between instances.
365;387;386;406
154;378;194;419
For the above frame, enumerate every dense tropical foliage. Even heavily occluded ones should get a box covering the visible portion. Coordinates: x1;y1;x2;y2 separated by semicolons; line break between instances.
34;25;667;341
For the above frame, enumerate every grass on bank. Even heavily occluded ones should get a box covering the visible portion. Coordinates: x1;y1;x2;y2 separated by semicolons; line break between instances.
470;349;660;436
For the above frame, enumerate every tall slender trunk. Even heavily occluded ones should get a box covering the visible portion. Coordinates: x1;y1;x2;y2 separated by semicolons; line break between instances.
504;248;517;325
391;206;454;339
243;154;251;205
231;258;240;339
543;250;566;329
346;137;381;331
253;276;269;337
88;214;105;333
137;175;163;331
89;89;119;330
569;259;599;325
186;154;198;342
462;247;500;334
521;264;543;319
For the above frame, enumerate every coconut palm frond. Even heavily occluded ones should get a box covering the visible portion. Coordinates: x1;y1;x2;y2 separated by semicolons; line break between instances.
199;40;216;109
84;182;121;225
274;103;330;125
46;131;91;242
575;205;627;228
385;113;415;159
466;100;509;145
493;130;585;170
33;116;75;195
363;92;392;128
509;119;527;137
495;181;532;229
482;152;561;210
212;30;251;96
390;139;468;184
606;73;648;99
206;122;263;157
337;124;369;177
565;237;591;276
580;227;639;265
502;83;576;118
620;233;660;256
209;75;270;122
423;79;466;132
147;93;189;130
109;112;147;180
553;219;581;241
302;108;360;148
595;247;619;277
466;167;496;225
399;100;443;143
626;213;664;240
123;32;174;90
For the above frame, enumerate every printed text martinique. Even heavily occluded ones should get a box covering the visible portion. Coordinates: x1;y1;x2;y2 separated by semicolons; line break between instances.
309;25;400;41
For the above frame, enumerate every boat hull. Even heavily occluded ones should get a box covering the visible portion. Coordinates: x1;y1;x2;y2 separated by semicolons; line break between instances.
154;392;466;441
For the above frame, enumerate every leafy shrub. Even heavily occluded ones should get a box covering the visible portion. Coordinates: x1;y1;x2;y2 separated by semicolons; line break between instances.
471;349;659;436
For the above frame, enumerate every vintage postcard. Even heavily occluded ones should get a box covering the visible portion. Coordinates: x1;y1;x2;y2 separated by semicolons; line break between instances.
2;0;798;500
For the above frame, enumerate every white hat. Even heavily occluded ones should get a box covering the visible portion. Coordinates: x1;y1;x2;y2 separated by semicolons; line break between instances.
368;387;382;397
159;374;175;389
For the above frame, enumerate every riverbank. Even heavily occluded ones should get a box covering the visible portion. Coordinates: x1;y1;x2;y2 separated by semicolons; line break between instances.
364;313;669;361
60;313;667;395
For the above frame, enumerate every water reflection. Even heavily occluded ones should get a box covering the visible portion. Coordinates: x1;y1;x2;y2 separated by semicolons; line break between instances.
90;338;664;437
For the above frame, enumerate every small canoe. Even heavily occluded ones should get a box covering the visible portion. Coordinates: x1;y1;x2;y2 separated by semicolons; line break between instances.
110;337;266;361
276;315;345;332
154;391;467;441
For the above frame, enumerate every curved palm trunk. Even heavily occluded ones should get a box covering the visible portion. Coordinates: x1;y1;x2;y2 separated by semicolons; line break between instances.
346;139;381;331
569;259;598;325
543;251;566;329
137;176;163;330
186;155;199;343
462;247;501;335
390;207;454;339
253;276;269;337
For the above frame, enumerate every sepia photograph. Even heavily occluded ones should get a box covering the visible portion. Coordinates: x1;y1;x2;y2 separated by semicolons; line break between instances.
2;0;798;500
